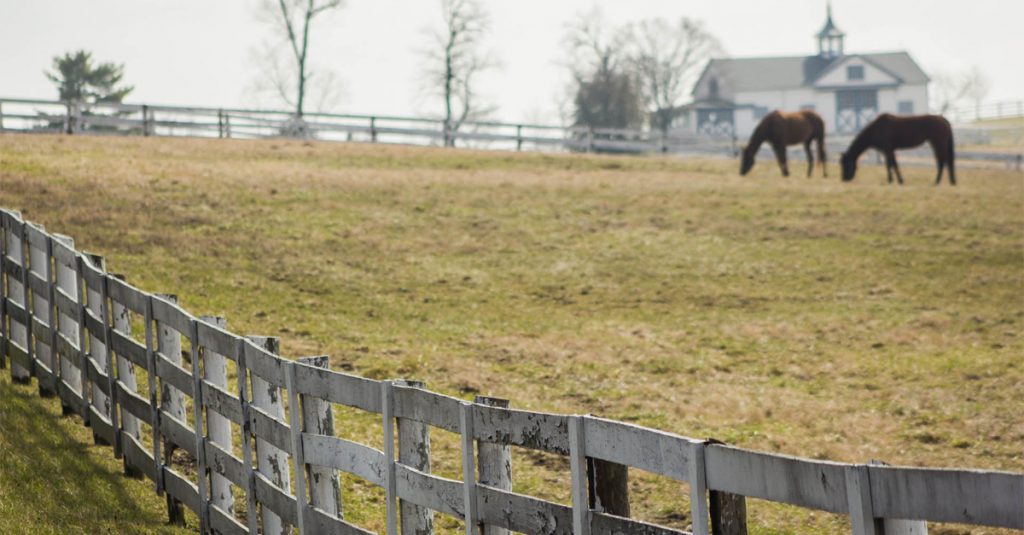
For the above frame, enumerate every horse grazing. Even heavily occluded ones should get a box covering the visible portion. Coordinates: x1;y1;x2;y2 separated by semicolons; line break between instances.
740;110;827;177
840;113;956;185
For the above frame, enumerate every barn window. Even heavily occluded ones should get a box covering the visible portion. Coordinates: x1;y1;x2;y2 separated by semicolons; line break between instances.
898;100;914;114
847;65;865;81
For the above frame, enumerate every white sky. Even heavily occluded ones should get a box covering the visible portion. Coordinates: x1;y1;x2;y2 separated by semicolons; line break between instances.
1;0;1021;124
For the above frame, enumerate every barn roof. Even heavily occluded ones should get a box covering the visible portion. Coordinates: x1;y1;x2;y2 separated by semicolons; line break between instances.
693;51;929;95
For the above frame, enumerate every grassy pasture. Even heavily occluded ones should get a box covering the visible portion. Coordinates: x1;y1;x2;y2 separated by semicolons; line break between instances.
0;134;1021;534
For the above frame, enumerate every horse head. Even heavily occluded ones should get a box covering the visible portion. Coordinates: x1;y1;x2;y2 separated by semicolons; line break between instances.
840;152;857;181
739;146;755;176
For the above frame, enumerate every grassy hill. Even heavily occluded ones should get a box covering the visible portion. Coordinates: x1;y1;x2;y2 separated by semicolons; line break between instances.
0;134;1020;533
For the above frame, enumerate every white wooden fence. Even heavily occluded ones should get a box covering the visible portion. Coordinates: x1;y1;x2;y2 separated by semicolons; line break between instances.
1;206;1022;535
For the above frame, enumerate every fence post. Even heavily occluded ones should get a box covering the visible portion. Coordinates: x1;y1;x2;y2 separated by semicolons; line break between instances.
284;361;308;534
6;217;31;383
218;110;225;139
589;458;630;516
867;461;928;535
224;113;231;138
475;395;510;535
201;315;233;516
846;465;877;535
236;336;259;535
248;335;292;535
396;379;432;535
689;442;711;535
370;116;378;143
53;233;84;417
459;402;479;535
111;274;142;477
705;439;747;535
28;224;57;397
382;380;398;535
0;101;4;130
187;318;210;534
84;253;114;446
301;356;342;517
516;125;523;151
142;105;150;137
156;293;186;526
0;211;7;371
569;415;591;535
587;127;595;153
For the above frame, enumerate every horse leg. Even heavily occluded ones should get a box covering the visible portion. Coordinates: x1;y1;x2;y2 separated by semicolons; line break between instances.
929;141;944;185
817;136;827;177
890;151;905;185
804;141;813;178
773;143;789;176
884;151;894;184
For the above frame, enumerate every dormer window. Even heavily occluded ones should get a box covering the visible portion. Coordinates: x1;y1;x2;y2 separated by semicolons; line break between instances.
847;65;864;81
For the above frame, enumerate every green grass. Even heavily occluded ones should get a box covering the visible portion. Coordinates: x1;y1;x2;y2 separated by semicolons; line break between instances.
0;134;1021;534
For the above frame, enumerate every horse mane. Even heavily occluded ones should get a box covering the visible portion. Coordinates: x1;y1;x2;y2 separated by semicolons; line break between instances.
744;112;775;156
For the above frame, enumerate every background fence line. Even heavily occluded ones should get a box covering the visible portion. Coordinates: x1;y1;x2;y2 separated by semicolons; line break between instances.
0;97;1021;172
0;206;1022;535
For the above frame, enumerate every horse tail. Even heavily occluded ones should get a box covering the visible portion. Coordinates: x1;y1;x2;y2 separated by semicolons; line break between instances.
947;128;956;185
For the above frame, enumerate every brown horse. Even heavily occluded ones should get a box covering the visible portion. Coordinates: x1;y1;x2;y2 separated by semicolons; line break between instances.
740;110;827;177
840;113;956;185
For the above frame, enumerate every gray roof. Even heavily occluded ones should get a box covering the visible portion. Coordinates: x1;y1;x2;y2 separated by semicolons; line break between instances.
695;52;929;94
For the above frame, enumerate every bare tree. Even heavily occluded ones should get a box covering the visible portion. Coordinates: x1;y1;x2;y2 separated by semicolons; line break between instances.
931;66;991;119
423;0;495;147
257;0;344;118
626;17;722;139
564;10;644;134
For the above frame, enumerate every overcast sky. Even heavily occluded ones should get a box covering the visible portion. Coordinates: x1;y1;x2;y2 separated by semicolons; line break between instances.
2;0;1021;124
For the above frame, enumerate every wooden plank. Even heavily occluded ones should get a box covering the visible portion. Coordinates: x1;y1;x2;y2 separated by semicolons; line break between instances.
31;315;50;343
292;361;382;413
7;340;31;370
107;276;147;314
393;382;461;432
85;357;111;396
117;381;154;424
1;256;23;280
253;472;299;527
27;269;48;299
160;413;198;457
185;318;209;534
110;329;147;368
5;298;27;326
285;362;309;534
397;380;433;535
394;464;465;519
383;381;398;535
867;465;1024;529
303;505;376;535
53;286;79;316
201;380;244;424
155;352;195;398
196;319;239;362
460;402;479;534
51;238;77;270
83;308;104;340
57;380;88;415
150;295;193;336
477;484;573;535
208;504;248;535
569;416;590;535
473;404;570;454
122;433;158;483
244;338;287;387
163;467;202;516
704;444;849;514
590;512;689;535
22;221;49;248
298;356;342;518
89;405;117;445
55;332;81;368
247;335;292;535
583;416;694;482
80;257;104;289
846;465;877;535
250;405;293;454
205;440;248;488
302;433;386;486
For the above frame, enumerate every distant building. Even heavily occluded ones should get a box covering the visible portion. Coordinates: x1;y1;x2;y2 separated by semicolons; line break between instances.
684;4;930;139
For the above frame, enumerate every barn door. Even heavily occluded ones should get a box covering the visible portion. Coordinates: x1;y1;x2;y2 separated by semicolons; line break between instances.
836;90;878;134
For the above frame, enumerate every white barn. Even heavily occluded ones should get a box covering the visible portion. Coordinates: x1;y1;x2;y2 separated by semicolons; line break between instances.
685;5;930;139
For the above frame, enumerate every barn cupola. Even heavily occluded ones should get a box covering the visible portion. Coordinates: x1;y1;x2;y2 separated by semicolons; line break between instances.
816;2;845;59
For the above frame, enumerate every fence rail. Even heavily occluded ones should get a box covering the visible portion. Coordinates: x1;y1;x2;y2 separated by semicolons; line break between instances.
1;206;1022;534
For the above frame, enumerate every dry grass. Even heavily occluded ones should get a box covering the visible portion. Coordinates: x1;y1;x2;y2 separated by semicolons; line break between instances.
0;134;1021;534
